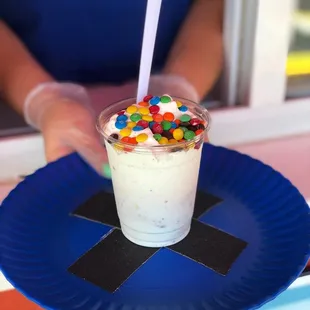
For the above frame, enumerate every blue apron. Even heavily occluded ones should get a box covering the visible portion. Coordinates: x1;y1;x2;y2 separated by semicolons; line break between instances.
1;0;192;84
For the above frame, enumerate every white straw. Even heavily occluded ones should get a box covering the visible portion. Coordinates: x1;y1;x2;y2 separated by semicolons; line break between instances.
136;0;163;102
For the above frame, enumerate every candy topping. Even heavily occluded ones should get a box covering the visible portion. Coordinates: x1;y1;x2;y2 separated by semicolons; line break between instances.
180;114;191;122
160;95;171;103
163;112;174;122
149;105;160;114
107;94;207;150
120;128;132;137
126;105;138;114
149;96;160;105
130;113;142;122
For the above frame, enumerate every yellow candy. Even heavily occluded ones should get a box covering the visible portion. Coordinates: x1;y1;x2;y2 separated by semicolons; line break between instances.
159;137;169;145
136;133;148;143
126;105;138;114
127;121;136;129
120;128;132;137
168;139;178;144
139;107;150;115
186;141;195;150
142;115;153;122
173;128;184;140
176;101;182;108
113;143;124;151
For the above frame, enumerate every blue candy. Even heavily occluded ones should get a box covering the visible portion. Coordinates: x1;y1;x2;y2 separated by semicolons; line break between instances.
149;96;160;105
171;121;177;129
133;126;144;131
115;121;127;129
149;121;155;129
116;114;128;122
178;105;188;112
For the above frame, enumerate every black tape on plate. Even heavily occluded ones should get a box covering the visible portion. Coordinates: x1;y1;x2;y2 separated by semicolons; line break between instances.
69;191;247;292
68;229;159;292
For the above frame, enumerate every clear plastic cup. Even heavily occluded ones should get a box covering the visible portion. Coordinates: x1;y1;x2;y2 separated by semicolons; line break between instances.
97;97;210;247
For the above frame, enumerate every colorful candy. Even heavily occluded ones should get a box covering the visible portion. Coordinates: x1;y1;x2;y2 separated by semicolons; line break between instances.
139;107;150;115
126;105;138;114
180;114;191;122
110;94;206;149
162;130;173;140
149;105;160;114
142;115;153;122
115;121;127;129
120;128;132;137
143;95;153;102
116;114;128;122
176;101;182;108
152;123;164;134
190;118;201;126
178;105;188;112
137;120;149;129
136;133;148;143
138;101;149;107
159;137;169;144
130;113;142;122
152;114;163;123
149;96;160;105
153;133;162;141
160;95;171;103
162;120;172;131
163;112;174;122
127;121;136;129
173;128;184;140
133;126;144;131
184;130;195;140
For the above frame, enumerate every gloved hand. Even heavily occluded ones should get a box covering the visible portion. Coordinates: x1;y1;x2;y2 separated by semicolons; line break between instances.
87;73;200;117
24;82;110;177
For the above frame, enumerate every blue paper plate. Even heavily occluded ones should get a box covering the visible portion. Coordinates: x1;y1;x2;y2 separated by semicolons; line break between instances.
0;144;310;310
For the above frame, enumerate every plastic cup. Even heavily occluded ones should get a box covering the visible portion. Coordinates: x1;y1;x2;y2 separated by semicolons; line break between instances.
96;97;210;247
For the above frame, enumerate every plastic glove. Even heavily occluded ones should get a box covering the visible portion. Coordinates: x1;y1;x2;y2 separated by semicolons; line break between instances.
24;82;109;176
87;74;200;117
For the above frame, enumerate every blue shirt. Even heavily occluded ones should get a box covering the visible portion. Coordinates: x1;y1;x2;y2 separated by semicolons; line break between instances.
1;0;192;84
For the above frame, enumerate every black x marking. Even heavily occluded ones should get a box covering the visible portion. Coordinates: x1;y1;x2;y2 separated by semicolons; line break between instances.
69;191;247;292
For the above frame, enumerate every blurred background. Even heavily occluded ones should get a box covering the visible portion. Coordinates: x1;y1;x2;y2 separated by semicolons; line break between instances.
0;1;310;308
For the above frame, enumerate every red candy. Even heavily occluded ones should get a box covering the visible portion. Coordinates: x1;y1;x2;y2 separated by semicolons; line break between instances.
137;120;149;128
117;110;126;115
129;137;138;145
143;95;153;102
149;105;160;114
195;129;204;136
190;118;201;126
152;123;163;134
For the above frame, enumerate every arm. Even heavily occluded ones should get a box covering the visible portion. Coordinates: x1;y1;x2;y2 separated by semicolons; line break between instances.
0;21;53;114
163;0;224;100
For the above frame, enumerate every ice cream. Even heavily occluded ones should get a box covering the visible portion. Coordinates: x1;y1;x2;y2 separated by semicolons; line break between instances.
97;94;210;247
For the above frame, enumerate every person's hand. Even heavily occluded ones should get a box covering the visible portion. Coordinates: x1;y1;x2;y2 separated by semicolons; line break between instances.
24;82;109;176
86;74;200;116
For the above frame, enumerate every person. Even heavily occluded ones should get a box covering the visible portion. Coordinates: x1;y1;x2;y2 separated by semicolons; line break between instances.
0;0;223;177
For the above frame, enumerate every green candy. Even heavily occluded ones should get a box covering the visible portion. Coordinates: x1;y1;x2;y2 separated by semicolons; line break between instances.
180;114;191;122
179;126;188;133
184;130;195;141
160;95;171;103
130;113;142;122
161;120;172;130
153;133;162;141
